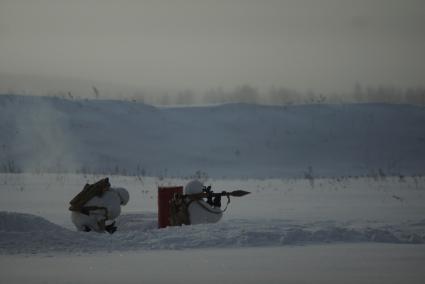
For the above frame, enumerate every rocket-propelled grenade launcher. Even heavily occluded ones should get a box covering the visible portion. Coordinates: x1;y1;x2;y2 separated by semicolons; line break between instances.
185;186;251;208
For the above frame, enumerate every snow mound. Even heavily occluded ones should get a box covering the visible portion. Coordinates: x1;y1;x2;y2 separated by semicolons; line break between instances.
0;212;101;254
0;211;66;232
1;212;424;255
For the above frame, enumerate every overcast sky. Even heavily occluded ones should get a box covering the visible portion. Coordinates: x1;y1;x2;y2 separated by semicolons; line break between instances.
0;0;424;96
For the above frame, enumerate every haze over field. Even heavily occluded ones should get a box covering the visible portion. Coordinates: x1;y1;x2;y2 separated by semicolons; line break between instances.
1;0;424;101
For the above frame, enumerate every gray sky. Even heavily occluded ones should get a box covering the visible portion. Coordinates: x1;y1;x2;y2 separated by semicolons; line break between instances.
1;0;424;96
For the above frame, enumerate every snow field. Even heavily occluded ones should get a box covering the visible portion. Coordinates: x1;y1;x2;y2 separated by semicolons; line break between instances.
1;173;424;254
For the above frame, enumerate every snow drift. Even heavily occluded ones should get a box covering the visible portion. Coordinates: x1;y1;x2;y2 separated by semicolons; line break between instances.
1;212;424;255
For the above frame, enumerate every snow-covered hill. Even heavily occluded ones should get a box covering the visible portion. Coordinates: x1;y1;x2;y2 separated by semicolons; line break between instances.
1;94;424;178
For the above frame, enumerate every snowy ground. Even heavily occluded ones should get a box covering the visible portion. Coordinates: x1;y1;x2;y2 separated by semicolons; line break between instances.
1;173;425;283
2;244;425;284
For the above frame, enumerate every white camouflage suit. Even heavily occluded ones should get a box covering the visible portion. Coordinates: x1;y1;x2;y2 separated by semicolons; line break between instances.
71;187;129;233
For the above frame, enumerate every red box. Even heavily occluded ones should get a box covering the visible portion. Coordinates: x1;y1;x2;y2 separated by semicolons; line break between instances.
158;186;183;228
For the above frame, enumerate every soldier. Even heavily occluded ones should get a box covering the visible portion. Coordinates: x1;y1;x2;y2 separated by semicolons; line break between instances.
69;178;129;234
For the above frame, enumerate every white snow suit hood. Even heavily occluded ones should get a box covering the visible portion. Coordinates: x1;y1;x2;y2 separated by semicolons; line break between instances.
111;187;130;206
184;180;204;195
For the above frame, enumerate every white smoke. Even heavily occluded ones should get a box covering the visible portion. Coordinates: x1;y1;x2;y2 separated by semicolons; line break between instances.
13;98;80;173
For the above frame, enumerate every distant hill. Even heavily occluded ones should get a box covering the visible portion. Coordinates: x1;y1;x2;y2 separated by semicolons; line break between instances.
1;94;424;178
